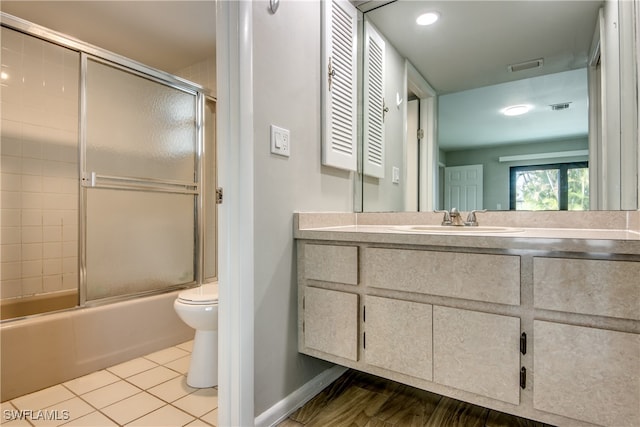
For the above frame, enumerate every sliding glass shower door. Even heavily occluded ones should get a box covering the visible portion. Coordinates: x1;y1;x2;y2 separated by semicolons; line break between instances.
82;57;200;302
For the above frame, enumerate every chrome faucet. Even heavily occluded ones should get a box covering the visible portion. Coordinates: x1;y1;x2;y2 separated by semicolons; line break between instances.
435;208;464;226
465;209;487;226
435;208;487;226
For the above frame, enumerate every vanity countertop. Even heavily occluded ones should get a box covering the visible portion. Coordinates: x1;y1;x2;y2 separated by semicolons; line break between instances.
294;213;640;255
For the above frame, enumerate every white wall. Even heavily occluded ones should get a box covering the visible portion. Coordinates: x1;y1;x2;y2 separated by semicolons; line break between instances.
251;0;354;417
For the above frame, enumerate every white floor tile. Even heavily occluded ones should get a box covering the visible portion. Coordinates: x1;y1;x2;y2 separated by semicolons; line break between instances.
126;366;180;390
80;380;141;409
11;385;75;411
147;376;197;403
63;370;120;395
176;340;194;353
31;397;93;426
185;419;213;427
107;358;158;379
125;404;194;426
60;411;118;426
201;408;218;426
172;388;217;418
6;341;217;427
144;347;190;365
1;418;33;426
101;392;165;426
164;355;192;375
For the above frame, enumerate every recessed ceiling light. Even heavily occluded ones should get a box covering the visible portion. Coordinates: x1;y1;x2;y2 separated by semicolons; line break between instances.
416;12;439;26
502;104;532;116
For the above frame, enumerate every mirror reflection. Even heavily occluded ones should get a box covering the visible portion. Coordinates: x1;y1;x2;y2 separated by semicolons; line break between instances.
357;0;638;212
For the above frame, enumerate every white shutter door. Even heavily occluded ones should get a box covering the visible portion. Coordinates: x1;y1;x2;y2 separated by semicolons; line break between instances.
322;0;358;171
363;21;385;178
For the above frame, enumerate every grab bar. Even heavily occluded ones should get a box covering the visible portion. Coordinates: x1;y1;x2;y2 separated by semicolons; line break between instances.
82;172;199;194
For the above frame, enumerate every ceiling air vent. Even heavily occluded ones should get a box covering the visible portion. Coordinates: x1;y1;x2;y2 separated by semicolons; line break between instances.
508;58;544;73
550;102;571;111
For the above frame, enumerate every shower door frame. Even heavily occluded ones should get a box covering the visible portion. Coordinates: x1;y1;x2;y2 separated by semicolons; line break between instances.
0;12;214;310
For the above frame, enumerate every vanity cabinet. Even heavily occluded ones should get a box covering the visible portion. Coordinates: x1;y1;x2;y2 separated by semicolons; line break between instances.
532;257;640;426
362;248;520;305
533;257;640;320
533;321;640;426
433;306;521;405
297;231;640;427
364;296;432;381
302;286;359;361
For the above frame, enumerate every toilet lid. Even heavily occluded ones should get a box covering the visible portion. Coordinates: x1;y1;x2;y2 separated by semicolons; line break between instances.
178;283;219;304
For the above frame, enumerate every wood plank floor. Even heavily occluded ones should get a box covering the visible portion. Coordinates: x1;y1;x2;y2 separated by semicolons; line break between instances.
277;370;555;427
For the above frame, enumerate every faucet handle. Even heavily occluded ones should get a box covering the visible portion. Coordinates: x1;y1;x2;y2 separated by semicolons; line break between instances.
434;210;452;226
465;209;487;226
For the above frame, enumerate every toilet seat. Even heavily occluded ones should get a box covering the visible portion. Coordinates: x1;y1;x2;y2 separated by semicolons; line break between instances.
178;284;218;305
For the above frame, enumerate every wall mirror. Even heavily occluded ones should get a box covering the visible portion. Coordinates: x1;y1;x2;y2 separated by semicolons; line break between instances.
355;0;638;213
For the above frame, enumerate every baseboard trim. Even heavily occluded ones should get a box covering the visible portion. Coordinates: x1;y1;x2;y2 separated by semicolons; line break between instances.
254;364;349;427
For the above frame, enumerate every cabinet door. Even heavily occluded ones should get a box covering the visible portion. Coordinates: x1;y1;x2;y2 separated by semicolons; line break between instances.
321;0;358;171
303;287;358;361
365;296;432;380
534;321;640;426
433;306;520;405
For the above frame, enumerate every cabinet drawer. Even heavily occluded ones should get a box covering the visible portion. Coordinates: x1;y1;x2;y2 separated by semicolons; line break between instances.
303;287;359;361
362;248;520;305
534;321;640;426
534;257;640;320
365;296;432;381
304;244;358;285
433;306;521;405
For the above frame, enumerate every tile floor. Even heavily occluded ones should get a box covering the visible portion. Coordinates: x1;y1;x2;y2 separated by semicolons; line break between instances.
1;341;218;427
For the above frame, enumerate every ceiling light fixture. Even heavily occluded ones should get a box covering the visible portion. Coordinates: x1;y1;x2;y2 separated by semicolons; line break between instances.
501;104;532;116
416;12;439;26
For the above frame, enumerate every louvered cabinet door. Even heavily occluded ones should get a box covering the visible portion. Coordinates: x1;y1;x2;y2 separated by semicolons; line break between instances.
321;0;358;171
363;21;385;178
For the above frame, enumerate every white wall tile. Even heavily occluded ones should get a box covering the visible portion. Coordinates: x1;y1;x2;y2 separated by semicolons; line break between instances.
1;262;21;281
22;226;43;243
43;258;62;276
1;244;21;262
43;242;62;259
2;209;21;226
43;225;62;242
22;210;42;226
1;227;21;244
23;243;43;260
21;175;42;192
1;155;21;174
22;259;43;277
1;279;23;299
1;28;79;302
43;274;63;293
22;276;43;295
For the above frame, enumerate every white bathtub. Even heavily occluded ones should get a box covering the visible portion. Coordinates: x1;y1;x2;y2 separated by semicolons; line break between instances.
0;290;193;401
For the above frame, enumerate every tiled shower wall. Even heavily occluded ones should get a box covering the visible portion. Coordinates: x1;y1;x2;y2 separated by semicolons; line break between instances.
175;57;216;96
1;27;79;301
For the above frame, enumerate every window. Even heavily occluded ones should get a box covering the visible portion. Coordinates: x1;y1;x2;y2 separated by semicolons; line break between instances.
510;162;589;211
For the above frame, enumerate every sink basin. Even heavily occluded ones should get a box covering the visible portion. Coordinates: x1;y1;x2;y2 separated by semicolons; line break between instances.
391;225;524;234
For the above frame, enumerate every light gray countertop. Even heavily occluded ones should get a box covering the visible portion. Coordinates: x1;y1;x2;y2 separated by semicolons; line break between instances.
295;222;640;255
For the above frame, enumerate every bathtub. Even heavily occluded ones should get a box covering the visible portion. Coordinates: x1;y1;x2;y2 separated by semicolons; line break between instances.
0;290;193;401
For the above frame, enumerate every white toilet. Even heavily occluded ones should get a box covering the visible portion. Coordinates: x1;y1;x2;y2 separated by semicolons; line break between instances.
173;283;218;388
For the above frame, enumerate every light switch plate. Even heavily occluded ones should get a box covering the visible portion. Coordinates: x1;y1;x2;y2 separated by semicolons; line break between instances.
270;125;290;157
392;166;400;184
